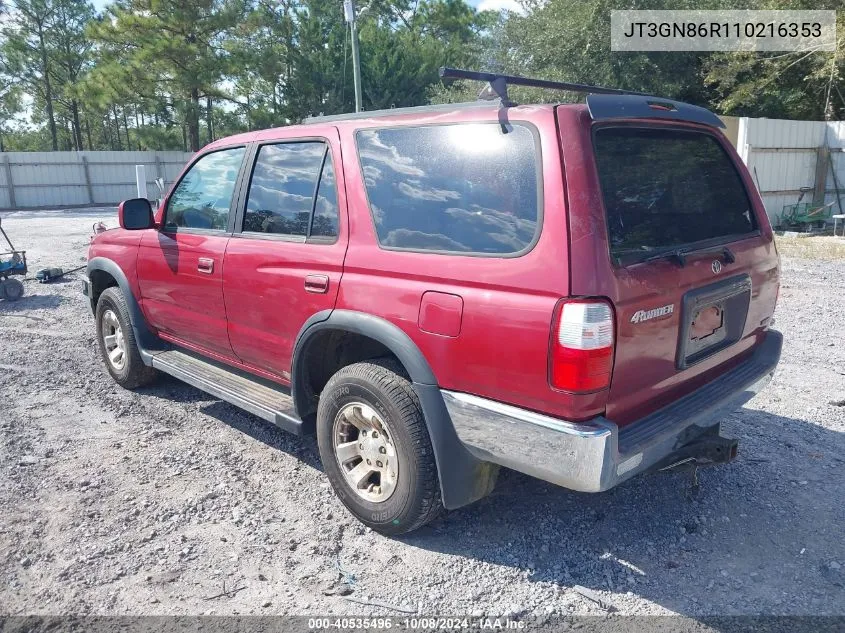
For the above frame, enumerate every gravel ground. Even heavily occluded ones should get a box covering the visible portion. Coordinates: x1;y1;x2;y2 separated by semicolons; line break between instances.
1;208;843;618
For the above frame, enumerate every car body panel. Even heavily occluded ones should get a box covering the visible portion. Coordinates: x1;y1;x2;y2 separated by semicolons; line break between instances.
330;106;614;420
219;125;348;381
89;100;779;433
136;230;235;358
556;105;780;425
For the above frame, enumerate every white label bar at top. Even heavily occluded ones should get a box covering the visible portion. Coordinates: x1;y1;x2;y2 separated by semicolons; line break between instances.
611;10;836;52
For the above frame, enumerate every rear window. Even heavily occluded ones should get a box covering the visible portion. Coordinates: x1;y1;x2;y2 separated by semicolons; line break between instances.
356;123;541;255
593;127;756;264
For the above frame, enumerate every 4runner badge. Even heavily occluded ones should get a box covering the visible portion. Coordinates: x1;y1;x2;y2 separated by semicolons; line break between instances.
630;304;674;324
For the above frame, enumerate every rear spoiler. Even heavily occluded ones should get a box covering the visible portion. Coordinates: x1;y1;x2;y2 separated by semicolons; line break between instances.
439;67;725;130
586;94;725;129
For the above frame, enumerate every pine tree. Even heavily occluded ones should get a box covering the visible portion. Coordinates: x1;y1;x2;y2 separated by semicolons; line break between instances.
87;0;248;151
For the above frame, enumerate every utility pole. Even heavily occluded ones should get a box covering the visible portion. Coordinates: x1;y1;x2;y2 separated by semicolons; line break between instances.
344;0;363;112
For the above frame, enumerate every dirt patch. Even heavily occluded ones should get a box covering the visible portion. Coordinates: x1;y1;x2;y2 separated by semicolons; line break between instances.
775;234;845;260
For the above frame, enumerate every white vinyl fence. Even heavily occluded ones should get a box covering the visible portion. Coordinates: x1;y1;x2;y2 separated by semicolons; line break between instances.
0;151;193;209
736;117;845;226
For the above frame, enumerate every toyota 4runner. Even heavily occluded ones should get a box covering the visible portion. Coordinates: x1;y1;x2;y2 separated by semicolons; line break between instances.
83;70;781;535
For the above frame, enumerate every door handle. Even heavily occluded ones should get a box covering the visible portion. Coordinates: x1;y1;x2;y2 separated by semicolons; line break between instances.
197;257;214;274
304;274;329;294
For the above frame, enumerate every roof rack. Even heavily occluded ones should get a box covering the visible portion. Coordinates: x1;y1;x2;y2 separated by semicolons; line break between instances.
438;67;649;104
438;67;725;130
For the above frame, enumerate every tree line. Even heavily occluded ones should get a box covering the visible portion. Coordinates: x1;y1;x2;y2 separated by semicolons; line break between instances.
0;0;842;153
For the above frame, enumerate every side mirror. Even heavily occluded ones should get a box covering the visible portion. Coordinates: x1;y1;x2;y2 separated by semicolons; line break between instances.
118;198;154;230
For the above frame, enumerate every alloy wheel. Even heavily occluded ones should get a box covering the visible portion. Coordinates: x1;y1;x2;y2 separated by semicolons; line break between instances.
332;402;399;503
101;309;127;371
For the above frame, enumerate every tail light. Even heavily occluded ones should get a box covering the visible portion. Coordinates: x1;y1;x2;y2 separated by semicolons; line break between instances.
550;299;615;393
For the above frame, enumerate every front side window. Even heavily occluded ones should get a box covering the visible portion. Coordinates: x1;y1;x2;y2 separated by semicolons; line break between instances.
164;147;245;231
356;123;541;255
243;142;339;239
593;127;757;265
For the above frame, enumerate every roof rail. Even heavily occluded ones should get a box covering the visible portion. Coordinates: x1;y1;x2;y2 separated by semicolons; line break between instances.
303;101;496;124
438;67;650;101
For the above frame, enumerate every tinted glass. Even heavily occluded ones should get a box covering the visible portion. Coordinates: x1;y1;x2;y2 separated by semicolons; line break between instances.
356;124;540;254
165;147;245;230
594;128;756;264
311;153;339;238
243;142;326;236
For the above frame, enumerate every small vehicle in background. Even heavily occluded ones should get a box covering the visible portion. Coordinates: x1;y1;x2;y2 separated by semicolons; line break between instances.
0;217;26;301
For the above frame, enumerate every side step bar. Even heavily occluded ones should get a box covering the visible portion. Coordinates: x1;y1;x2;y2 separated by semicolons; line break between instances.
151;349;304;435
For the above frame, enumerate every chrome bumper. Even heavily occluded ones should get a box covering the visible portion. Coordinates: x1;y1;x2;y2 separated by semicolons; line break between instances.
443;330;782;493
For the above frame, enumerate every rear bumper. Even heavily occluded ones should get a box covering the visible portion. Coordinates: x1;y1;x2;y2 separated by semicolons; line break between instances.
443;330;782;492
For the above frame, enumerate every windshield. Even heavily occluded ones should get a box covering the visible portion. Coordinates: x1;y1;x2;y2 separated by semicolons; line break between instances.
593;127;757;264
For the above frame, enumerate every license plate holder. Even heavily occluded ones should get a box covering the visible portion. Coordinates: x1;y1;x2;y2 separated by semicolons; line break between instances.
687;302;727;353
676;275;751;370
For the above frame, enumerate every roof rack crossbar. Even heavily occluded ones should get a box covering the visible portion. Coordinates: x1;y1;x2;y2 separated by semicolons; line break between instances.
438;67;649;97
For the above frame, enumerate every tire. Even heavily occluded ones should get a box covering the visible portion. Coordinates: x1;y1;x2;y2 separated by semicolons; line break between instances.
1;278;24;301
95;286;157;389
316;359;443;535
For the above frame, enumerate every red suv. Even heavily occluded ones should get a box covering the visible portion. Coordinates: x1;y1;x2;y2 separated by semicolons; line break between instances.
83;72;781;534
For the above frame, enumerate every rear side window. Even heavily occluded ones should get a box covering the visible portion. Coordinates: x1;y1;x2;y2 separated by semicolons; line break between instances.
243;142;339;239
356;123;540;255
593;127;756;264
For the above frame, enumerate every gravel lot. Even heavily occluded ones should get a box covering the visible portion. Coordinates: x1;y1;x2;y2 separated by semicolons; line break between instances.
1;208;843;619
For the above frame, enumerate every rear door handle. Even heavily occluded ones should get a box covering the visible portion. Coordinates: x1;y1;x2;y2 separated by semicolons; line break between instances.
197;257;214;274
304;274;329;294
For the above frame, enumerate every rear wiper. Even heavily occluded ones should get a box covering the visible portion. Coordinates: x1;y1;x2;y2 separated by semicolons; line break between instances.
642;245;736;268
694;245;736;264
642;248;689;267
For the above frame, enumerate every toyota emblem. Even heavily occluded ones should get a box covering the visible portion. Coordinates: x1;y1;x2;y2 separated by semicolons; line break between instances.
711;260;722;274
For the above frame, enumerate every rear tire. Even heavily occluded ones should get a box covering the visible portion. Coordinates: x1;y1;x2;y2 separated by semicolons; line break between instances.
95;287;156;389
316;359;443;535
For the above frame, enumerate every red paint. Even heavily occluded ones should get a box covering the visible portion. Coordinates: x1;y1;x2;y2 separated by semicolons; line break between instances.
418;291;463;338
89;101;779;426
222;125;348;379
136;230;234;359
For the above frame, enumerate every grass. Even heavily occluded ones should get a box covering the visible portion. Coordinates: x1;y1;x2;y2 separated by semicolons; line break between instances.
775;234;845;260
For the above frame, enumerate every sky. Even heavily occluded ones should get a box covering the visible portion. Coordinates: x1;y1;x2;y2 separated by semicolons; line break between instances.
471;0;522;11
90;0;524;15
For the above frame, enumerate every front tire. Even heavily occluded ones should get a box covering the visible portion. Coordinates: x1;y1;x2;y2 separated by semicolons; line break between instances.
316;360;443;535
95;287;156;389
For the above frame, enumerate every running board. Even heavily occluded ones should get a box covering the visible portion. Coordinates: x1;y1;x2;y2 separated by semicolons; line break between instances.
150;349;303;435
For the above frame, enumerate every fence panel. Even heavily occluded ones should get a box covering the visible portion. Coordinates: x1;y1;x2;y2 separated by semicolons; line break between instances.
0;156;11;208
0;150;194;210
738;117;845;225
